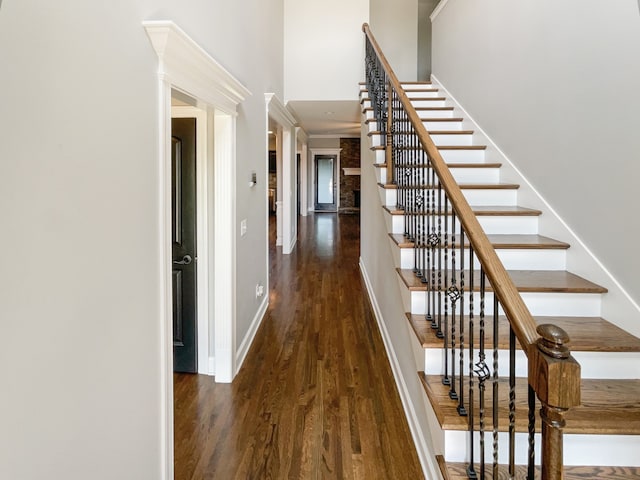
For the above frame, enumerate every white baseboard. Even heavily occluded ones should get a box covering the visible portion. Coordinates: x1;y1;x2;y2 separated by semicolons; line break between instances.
359;258;442;480
235;295;269;375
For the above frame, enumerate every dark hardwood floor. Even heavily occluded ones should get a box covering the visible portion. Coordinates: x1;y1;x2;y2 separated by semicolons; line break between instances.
174;213;423;479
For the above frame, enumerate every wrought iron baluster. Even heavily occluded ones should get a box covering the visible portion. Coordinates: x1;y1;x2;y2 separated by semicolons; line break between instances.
475;269;488;479
458;227;466;416
467;245;477;479
448;211;458;401
528;383;536;480
509;325;516;478
442;196;450;386
436;179;443;339
421;142;429;287
492;293;499;479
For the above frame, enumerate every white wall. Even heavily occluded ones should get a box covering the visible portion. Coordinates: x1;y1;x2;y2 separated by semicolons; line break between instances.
369;0;418;81
284;0;369;101
0;0;283;478
432;0;640;308
418;0;439;80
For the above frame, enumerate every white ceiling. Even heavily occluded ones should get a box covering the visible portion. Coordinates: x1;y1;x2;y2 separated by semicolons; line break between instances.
172;91;361;139
287;100;361;137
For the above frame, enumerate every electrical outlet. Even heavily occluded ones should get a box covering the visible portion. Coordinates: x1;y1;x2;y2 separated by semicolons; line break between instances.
240;219;247;237
255;283;264;298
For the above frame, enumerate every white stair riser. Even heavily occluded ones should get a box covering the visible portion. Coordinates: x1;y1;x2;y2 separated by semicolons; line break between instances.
377;167;501;184
397;246;567;271
370;132;474;147
387;212;539;236
410;291;602;317
425;347;529;377
423;120;463;131
572;351;640;379
449;168;500;183
367;121;380;133
412;99;448;108
424;348;639;379
402;83;433;90
380;187;518;207
429;134;474;146
374;149;385;164
407;91;442;98
443;431;640;466
369;134;384;147
438;149;486;163
422;109;455;118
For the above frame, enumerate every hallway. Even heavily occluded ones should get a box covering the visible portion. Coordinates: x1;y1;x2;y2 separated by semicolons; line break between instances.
174;213;423;479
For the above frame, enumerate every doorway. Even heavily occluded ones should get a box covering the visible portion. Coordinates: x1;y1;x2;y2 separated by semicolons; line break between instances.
171;117;198;373
311;148;341;213
314;154;337;211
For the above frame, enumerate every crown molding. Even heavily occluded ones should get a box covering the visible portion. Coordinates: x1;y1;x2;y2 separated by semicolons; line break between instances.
143;20;250;114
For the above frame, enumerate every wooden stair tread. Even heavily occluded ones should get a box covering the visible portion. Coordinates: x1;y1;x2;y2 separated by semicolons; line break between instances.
420;373;640;434
360;80;433;86
378;182;519;190
368;129;474;136
421;117;464;122
414;106;454;111
370;144;487;151
375;162;503;169
390;233;569;250
407;313;640;352
397;268;607;293
438;457;640;480
438;145;487;150
383;205;542;216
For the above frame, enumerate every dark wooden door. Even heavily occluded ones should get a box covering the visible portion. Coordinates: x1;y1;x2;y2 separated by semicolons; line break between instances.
171;118;197;373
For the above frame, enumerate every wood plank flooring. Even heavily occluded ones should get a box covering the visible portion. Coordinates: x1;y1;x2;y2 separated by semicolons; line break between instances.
174;213;423;479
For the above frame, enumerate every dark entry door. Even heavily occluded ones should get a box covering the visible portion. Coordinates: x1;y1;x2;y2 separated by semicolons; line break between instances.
315;155;337;211
171;118;197;373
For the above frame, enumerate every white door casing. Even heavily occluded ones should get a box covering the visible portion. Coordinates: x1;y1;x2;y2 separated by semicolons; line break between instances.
143;20;250;480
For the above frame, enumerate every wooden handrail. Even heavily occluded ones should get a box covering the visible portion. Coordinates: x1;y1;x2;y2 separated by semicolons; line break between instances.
363;22;539;352
363;23;581;478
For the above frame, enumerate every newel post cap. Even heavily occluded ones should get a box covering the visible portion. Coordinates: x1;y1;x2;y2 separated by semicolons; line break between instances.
536;324;571;359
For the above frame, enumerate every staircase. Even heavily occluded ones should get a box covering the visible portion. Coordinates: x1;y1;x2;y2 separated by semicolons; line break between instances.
360;27;640;480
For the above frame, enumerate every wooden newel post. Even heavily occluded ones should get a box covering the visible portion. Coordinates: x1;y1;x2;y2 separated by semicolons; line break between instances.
385;79;393;186
529;324;581;480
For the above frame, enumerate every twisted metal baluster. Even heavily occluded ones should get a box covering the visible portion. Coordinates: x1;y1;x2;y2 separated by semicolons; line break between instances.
492;294;499;479
467;245;477;479
458;228;467;416
429;166;438;330
528;384;536;480
475;269;489;479
509;326;516;478
436;179;444;339
442;196;450;386
449;211;458;401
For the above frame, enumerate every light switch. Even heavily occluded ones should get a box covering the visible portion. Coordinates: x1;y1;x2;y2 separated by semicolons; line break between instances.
240;219;247;236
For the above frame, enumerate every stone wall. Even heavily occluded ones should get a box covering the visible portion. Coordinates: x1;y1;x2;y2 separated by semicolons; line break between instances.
339;138;361;213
